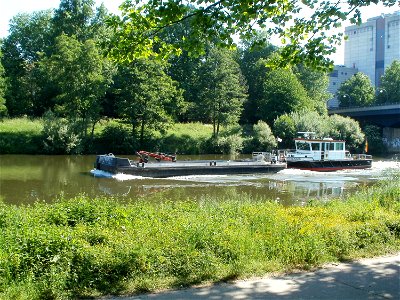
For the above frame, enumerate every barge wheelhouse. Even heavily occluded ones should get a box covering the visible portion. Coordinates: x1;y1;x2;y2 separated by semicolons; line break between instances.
286;132;372;171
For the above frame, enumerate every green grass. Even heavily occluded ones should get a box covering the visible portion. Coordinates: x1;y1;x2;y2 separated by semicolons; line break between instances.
0;117;44;154
158;122;214;154
0;174;399;299
0;118;217;154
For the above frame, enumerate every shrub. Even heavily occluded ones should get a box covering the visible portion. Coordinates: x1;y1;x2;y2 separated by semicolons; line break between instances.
42;111;82;154
251;121;277;151
98;124;132;154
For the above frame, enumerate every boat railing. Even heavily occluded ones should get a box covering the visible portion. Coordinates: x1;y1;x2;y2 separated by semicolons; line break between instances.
352;154;372;160
131;159;276;168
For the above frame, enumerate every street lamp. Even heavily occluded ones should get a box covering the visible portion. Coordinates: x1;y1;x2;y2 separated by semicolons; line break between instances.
378;88;388;104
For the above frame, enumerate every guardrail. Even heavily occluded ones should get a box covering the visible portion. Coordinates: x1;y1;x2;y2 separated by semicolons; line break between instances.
328;102;399;111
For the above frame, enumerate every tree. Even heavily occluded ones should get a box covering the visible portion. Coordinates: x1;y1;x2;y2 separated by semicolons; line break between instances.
377;60;400;104
0;44;8;117
363;124;386;154
273;114;296;148
328;114;365;151
41;35;113;140
337;73;375;107
113;59;184;149
273;111;364;151
257;67;312;124
251;121;277;151
160;18;204;122
106;0;395;69
1;11;54;116
293;65;331;114
52;0;96;41
239;32;277;123
273;110;328;148
290;110;330;139
195;47;248;137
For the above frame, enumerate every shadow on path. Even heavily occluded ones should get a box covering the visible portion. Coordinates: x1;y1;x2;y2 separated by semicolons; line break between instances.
101;254;400;300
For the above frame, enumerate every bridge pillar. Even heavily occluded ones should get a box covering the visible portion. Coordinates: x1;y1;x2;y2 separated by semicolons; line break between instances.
383;127;400;153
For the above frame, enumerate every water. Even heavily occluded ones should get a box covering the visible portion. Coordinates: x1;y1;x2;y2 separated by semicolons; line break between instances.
0;154;399;205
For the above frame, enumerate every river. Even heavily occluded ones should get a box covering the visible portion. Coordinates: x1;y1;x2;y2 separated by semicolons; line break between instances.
0;154;399;205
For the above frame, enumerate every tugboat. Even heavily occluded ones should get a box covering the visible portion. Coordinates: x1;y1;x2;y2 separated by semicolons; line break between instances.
94;151;285;178
285;132;372;171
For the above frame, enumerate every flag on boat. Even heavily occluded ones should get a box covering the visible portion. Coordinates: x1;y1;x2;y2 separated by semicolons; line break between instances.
365;139;368;153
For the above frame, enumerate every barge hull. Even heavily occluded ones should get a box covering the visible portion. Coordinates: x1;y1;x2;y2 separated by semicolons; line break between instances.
287;159;372;172
95;155;285;178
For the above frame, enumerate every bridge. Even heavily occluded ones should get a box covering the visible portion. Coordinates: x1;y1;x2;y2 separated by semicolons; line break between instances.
328;103;400;127
328;103;400;153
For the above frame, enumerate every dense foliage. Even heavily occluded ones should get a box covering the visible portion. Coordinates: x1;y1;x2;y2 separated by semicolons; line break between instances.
0;45;7;118
376;60;400;104
337;73;375;107
273;111;365;152
0;0;395;154
0;174;399;299
106;0;396;70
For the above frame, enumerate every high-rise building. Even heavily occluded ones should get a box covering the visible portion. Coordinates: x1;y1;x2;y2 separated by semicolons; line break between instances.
344;11;400;87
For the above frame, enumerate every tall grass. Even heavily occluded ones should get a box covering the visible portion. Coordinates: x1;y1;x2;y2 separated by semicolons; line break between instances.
0;118;217;154
0;117;44;154
0;174;399;299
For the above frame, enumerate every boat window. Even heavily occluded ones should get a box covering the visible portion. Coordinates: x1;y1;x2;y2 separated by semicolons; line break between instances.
325;143;334;151
335;143;344;151
311;143;321;150
296;142;310;151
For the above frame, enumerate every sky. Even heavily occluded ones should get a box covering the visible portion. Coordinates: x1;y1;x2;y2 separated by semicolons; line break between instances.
0;1;397;65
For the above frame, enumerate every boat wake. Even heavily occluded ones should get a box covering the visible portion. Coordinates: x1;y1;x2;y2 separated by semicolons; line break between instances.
91;169;149;181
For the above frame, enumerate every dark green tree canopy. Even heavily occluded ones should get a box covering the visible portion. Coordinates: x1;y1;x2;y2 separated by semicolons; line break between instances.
377;60;400;104
257;66;312;124
114;58;184;148
0;44;8;117
106;0;395;69
195;47;248;137
337;73;375;107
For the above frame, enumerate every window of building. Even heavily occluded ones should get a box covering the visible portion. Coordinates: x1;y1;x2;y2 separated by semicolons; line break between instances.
330;70;338;77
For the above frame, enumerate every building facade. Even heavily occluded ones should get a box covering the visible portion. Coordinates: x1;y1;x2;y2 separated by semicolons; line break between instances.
328;11;400;108
344;11;400;87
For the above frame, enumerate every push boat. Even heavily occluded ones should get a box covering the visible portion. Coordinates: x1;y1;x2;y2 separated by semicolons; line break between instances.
94;151;285;178
285;132;372;171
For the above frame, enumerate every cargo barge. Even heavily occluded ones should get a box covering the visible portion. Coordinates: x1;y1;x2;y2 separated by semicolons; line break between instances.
94;152;285;178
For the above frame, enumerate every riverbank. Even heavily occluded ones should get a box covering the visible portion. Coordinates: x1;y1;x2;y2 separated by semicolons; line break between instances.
0;173;399;299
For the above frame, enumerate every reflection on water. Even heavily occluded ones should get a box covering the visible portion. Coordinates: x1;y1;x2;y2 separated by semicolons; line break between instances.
1;154;399;205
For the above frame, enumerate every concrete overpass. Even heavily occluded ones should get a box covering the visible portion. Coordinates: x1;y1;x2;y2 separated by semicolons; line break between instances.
328;103;400;153
328;103;400;127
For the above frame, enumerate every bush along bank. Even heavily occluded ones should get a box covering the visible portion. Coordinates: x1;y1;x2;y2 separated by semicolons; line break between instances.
0;174;399;299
